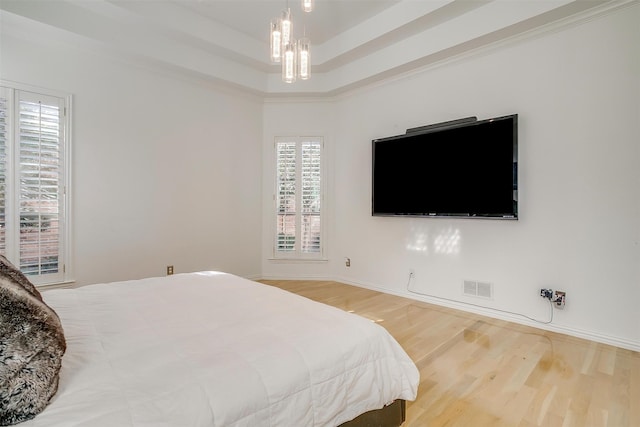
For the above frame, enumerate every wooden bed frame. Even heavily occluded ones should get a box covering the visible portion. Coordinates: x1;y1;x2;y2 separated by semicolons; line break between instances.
339;399;406;427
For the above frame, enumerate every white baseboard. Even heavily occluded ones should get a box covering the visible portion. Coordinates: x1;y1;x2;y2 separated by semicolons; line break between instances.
259;273;331;281
334;275;640;353
257;274;640;352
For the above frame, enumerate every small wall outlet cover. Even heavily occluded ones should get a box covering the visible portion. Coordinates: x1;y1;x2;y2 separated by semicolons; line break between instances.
554;290;566;308
167;265;174;275
540;288;553;299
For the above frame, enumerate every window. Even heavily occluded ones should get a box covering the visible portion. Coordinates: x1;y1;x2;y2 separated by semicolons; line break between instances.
274;136;323;258
0;83;71;285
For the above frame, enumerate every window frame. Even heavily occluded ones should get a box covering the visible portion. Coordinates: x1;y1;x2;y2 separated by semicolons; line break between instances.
272;135;325;261
0;80;73;286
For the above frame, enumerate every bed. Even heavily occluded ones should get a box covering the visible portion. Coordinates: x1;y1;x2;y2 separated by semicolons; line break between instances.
12;271;419;426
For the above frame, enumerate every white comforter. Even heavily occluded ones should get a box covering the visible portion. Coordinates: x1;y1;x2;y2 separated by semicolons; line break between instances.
26;272;418;427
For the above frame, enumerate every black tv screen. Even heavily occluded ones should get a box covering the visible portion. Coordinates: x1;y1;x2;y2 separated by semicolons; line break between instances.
372;114;518;219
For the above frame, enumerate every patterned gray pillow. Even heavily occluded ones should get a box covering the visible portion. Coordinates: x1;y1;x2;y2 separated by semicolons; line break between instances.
0;256;66;425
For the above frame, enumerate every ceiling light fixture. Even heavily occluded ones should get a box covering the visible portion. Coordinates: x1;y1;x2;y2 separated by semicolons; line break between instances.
297;37;310;80
270;1;313;83
302;0;314;13
282;40;297;83
269;19;282;63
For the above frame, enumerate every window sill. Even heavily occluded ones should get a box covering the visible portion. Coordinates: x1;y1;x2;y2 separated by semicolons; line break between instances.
37;280;76;291
268;258;328;264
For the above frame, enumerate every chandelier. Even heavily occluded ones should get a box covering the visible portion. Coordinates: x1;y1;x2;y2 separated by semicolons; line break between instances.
270;0;314;83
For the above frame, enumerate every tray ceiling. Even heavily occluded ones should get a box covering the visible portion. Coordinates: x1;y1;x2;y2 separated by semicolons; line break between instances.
0;0;629;96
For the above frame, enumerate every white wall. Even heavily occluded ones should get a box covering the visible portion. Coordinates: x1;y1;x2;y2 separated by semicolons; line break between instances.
265;6;640;349
3;5;638;349
1;21;264;285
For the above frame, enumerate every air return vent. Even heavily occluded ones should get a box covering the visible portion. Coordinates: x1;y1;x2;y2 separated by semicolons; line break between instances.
463;280;493;299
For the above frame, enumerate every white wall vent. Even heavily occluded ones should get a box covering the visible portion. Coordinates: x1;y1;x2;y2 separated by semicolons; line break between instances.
463;280;493;299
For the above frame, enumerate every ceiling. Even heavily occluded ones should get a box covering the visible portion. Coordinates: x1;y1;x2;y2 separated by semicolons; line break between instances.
0;0;630;97
176;0;403;45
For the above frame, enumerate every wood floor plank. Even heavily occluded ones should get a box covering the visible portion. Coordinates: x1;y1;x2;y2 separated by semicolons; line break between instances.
259;279;640;426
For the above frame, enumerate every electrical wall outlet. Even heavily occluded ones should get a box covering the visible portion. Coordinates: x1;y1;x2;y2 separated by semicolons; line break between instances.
167;265;174;275
554;290;566;308
540;288;553;300
345;258;351;267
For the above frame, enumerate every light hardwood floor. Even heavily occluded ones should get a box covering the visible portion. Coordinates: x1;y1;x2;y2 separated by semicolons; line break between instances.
259;280;639;427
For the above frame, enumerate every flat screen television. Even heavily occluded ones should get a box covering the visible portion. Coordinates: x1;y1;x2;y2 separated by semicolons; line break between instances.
372;114;518;219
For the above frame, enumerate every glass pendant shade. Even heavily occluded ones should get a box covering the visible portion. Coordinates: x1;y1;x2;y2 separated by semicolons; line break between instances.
302;0;314;13
269;3;312;83
282;40;297;83
280;8;292;46
270;19;282;63
297;37;310;80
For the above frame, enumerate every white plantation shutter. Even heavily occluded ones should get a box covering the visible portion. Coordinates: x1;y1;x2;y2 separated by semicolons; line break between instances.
276;141;296;252
301;141;321;253
19;92;64;277
274;137;323;258
0;93;7;255
0;83;71;285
